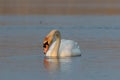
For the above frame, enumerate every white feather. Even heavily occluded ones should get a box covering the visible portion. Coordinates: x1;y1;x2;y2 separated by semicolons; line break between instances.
46;39;81;57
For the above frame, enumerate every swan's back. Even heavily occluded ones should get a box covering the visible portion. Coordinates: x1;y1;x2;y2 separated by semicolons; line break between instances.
46;39;81;57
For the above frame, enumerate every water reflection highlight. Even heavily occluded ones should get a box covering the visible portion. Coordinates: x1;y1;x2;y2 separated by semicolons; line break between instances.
44;58;72;72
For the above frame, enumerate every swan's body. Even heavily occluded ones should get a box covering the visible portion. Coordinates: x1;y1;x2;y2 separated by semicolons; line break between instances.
46;39;81;57
43;30;81;58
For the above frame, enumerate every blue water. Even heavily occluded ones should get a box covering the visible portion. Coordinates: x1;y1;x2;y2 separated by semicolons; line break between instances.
0;15;120;80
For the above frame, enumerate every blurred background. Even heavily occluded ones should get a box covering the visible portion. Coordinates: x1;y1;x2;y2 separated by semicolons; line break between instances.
0;0;120;15
1;1;120;80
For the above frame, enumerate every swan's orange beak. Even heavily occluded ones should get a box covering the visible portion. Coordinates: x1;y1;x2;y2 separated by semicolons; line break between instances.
43;36;53;54
43;41;49;54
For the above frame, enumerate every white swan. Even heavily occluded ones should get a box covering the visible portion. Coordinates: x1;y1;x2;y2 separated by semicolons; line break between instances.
43;30;81;58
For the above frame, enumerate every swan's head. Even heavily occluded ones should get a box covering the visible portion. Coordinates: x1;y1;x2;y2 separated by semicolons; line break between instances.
43;37;53;54
43;30;60;55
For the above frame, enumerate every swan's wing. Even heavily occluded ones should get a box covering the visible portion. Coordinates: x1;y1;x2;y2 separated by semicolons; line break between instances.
59;39;81;57
71;41;81;56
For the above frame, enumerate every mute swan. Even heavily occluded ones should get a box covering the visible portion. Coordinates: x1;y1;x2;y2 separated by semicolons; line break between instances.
43;30;81;58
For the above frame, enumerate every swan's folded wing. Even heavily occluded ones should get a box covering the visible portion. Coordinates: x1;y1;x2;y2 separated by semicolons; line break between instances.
60;39;81;57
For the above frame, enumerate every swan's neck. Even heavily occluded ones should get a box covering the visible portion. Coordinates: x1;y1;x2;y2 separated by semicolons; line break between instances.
49;30;61;58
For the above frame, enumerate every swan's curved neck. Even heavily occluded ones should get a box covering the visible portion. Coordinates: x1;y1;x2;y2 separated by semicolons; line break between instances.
48;30;61;58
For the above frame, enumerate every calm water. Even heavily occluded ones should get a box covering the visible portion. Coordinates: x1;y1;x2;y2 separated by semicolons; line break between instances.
0;15;120;80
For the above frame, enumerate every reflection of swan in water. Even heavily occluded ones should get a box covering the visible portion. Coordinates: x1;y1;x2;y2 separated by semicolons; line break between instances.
44;58;72;72
43;30;81;58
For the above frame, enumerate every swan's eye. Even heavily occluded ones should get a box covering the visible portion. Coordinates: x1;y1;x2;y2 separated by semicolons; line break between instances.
43;45;46;48
43;41;49;48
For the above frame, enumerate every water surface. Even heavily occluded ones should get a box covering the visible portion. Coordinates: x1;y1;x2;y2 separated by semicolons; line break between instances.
0;15;120;80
